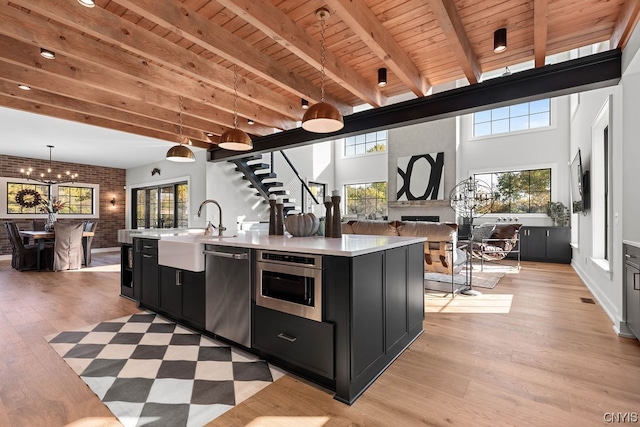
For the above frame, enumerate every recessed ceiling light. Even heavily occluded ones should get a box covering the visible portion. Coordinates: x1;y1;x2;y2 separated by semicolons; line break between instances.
18;84;31;90
206;132;214;137
40;48;55;60
301;98;309;109
247;118;255;125
77;0;96;7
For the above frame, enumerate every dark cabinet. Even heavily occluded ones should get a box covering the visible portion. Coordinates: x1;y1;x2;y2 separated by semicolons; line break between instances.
624;244;640;340
159;265;205;329
324;242;424;404
253;305;334;379
120;244;134;299
518;226;571;263
133;238;159;309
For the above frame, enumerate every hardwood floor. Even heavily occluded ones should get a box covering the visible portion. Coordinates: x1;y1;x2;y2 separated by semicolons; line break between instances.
0;254;638;426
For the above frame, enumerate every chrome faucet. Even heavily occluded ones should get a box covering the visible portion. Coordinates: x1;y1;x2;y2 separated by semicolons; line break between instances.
197;199;226;237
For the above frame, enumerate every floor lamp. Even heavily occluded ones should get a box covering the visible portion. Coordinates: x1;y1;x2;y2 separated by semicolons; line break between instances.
449;177;494;295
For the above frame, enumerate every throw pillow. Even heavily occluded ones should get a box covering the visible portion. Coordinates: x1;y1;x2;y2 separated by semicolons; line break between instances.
471;224;495;242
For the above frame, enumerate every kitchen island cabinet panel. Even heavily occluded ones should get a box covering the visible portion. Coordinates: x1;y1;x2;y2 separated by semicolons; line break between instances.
159;265;205;330
352;251;385;379
133;238;159;310
324;242;424;404
253;305;334;379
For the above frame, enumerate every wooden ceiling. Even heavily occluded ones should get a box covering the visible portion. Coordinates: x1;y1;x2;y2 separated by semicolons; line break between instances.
0;0;638;150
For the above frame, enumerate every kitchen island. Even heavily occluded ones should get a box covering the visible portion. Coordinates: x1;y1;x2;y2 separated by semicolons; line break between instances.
124;231;426;404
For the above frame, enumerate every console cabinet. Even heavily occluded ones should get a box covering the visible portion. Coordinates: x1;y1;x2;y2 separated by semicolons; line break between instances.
517;226;571;263
624;244;640;340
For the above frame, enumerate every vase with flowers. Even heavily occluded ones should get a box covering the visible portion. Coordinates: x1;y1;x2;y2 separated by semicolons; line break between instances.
40;197;65;231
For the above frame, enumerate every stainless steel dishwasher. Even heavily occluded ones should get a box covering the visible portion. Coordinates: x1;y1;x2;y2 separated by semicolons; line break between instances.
204;245;252;348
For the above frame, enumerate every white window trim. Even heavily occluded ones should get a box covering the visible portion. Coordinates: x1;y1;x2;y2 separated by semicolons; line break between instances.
343;180;388;217
469;162;558;216
590;95;612;272
0;177;100;219
469;98;558;141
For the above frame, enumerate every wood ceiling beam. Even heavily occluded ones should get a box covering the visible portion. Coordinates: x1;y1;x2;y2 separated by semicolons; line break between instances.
426;0;481;84
0;58;233;141
610;0;640;49
326;0;430;97
217;0;385;107
0;94;210;149
534;0;549;68
110;0;351;113
0;33;273;137
210;49;622;161
4;0;302;123
0;78;216;146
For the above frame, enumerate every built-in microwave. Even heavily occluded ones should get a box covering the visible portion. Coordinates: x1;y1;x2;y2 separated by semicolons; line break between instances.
255;250;323;322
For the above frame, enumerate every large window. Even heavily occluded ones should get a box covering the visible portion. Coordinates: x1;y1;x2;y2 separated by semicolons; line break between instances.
591;97;611;267
475;169;551;214
345;182;387;217
4;180;98;217
7;182;50;214
473;99;551;137
344;131;387;157
133;182;188;229
58;186;94;214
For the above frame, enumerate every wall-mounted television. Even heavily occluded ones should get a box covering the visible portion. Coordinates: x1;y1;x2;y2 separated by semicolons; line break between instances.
570;149;590;213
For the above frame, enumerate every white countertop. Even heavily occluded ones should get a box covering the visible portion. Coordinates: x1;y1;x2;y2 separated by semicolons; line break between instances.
189;231;427;257
623;240;640;249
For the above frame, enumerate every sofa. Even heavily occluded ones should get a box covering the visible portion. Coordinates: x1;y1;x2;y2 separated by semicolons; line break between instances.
341;220;466;275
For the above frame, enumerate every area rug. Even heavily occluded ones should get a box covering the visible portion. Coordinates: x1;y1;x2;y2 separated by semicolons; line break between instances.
46;312;286;427
424;269;505;291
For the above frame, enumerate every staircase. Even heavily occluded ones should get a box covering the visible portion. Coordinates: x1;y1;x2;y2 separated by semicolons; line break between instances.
230;154;298;215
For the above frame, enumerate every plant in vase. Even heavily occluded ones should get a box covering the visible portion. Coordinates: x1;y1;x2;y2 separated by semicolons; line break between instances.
39;197;65;231
546;201;570;227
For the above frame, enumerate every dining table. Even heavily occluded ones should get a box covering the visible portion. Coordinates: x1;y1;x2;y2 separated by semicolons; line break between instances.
19;230;95;271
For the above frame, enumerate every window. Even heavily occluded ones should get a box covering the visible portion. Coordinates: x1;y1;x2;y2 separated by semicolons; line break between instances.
475;168;551;214
591;97;611;267
473;99;551;137
345;182;387;217
3;180;98;218
7;182;50;214
58;186;94;214
133;182;188;229
344;131;387;156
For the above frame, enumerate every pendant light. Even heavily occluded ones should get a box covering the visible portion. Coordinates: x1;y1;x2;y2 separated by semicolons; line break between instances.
301;8;344;133
494;28;507;53
218;64;253;151
166;96;196;162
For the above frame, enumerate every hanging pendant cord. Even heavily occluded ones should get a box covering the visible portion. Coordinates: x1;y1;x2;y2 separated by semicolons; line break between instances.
320;14;326;102
233;64;239;129
178;96;184;144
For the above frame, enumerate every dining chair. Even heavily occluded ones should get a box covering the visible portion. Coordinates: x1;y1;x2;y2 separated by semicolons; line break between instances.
82;220;98;266
53;222;85;271
32;219;46;231
4;222;53;271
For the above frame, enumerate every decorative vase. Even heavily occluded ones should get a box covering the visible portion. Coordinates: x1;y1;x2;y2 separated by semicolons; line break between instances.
274;202;284;235
44;212;57;232
331;195;342;238
324;198;333;238
268;199;277;235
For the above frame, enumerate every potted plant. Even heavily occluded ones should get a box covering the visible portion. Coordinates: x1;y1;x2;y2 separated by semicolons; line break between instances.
546;202;570;227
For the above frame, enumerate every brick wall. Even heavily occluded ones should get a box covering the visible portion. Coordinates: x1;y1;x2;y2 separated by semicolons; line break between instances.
0;154;126;256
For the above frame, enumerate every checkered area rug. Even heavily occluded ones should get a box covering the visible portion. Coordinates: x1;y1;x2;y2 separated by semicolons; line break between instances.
46;312;285;427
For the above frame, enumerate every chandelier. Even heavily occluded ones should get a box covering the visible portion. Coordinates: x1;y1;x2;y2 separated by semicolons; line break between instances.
449;177;494;223
20;145;78;185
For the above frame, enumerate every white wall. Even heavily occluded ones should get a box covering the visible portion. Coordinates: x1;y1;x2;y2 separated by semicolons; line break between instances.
125;149;207;229
457;96;571;227
387;118;458;222
333;139;387;200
